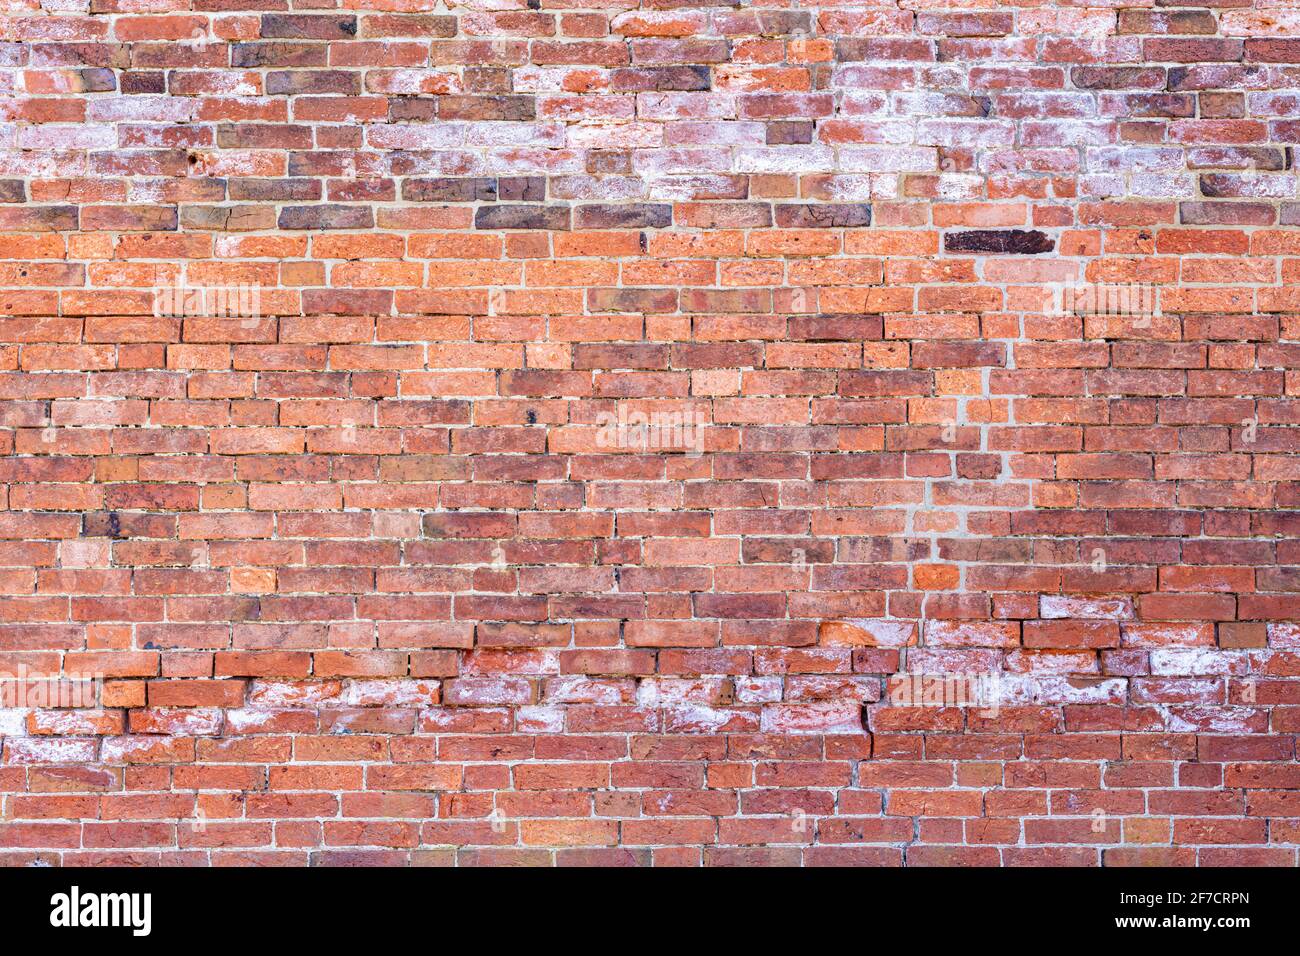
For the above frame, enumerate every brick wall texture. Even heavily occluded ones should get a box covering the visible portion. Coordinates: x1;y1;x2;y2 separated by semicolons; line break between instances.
2;0;1300;868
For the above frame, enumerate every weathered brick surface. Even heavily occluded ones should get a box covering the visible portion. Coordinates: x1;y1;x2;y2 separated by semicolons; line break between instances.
1;1;1299;867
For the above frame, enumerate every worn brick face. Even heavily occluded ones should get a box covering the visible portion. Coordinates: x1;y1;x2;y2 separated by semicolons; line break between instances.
0;1;1298;868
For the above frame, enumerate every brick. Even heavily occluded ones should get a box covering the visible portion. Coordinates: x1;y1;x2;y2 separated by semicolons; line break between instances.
0;0;1291;872
944;229;1055;254
474;205;571;231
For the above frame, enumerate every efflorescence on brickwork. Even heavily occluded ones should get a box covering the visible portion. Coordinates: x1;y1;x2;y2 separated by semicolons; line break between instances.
0;1;1299;867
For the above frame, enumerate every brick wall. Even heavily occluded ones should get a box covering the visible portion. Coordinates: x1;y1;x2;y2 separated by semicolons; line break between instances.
1;0;1299;867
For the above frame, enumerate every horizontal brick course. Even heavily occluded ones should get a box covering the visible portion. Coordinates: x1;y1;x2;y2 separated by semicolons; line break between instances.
0;1;1298;867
